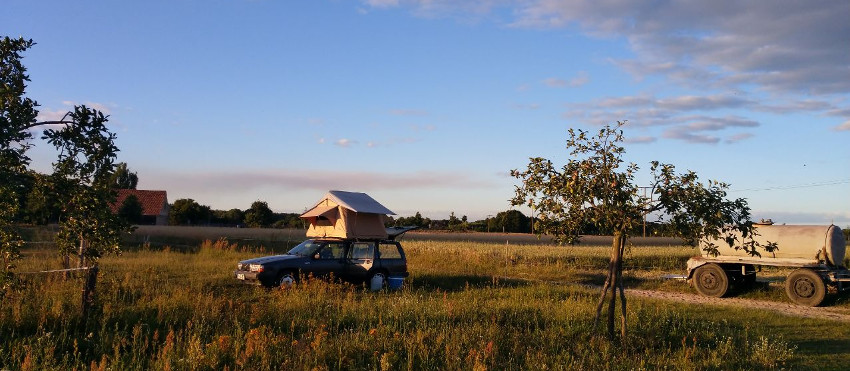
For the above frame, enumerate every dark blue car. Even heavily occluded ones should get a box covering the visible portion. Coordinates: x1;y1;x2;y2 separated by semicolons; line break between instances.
234;227;414;290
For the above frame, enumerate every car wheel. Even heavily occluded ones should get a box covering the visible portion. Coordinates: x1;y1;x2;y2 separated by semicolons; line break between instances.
278;271;296;288
369;271;387;292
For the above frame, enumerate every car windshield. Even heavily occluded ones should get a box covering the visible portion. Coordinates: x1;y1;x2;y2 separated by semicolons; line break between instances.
287;240;323;257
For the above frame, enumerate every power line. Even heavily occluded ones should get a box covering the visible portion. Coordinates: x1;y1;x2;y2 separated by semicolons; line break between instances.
729;179;850;192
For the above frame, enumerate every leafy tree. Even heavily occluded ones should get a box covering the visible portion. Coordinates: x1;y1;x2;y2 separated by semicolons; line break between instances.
118;194;143;225
23;171;64;225
244;200;274;228
511;122;767;339
0;37;39;293
44;106;132;267
212;208;244;226
489;210;530;233
169;198;211;226
394;211;430;228
111;162;138;189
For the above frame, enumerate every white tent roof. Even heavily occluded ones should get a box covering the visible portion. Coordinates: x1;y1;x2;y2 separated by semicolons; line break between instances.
301;190;395;217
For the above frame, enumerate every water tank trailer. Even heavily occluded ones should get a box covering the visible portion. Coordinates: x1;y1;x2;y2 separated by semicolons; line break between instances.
686;223;848;306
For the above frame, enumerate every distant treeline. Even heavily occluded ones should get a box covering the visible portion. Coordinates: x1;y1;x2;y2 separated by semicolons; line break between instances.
167;199;682;236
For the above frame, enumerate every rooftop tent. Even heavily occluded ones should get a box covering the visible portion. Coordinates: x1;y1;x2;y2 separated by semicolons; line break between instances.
300;190;395;239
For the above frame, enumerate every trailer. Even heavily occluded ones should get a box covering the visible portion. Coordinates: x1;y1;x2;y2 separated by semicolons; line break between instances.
686;223;848;306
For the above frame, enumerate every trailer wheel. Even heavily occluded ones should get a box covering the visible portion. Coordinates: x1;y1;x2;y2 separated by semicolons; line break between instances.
693;263;729;297
785;269;826;307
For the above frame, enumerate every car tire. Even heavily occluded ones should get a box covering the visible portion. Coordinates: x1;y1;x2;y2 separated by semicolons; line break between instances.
277;271;297;288
369;271;387;292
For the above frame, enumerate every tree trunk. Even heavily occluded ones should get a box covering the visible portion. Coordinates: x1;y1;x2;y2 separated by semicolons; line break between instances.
81;264;98;317
595;232;627;339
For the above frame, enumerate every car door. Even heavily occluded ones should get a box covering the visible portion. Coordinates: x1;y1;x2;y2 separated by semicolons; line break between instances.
343;241;375;283
306;241;347;280
377;241;407;276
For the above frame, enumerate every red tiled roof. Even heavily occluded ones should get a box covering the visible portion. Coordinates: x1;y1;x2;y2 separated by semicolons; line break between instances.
111;190;168;216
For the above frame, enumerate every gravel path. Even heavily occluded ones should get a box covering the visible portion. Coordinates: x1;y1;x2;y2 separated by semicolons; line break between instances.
625;288;850;322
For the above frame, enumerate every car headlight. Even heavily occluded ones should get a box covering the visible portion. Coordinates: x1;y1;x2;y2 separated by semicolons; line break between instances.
249;264;264;272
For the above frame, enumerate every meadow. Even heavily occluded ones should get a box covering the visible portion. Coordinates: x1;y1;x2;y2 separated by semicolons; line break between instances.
3;227;850;370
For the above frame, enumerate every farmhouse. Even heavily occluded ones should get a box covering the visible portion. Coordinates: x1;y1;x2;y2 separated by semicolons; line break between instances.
111;189;170;225
300;190;395;239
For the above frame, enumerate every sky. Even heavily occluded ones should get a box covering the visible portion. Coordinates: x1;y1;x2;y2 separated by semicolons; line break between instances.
4;0;849;225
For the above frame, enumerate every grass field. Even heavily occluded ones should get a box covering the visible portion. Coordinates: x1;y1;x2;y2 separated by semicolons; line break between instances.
4;227;850;369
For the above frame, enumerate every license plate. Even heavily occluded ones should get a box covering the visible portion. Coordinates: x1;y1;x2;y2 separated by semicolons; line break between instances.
237;273;245;280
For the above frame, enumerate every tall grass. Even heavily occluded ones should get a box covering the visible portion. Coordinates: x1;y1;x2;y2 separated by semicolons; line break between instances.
0;238;827;370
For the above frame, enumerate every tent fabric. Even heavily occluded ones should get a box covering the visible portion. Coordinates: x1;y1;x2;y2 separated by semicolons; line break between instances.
326;190;395;215
301;204;338;218
300;191;393;239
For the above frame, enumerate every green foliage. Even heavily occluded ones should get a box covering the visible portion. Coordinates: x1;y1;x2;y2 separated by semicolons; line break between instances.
447;212;469;231
511;122;761;253
110;162;138;189
0;36;38;291
43;105;130;266
22;171;62;225
393;211;431;229
487;210;531;233
169;198;212;226
213;208;245;226
244;201;274;228
0;37;38;176
118;194;144;225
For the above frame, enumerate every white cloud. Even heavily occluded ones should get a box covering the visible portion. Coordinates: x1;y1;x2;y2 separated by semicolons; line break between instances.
624;136;656;144
833;121;850;132
725;133;755;144
661;116;760;144
364;0;399;8
370;1;849;96
543;77;567;87
543;71;589;88
512;0;850;95
335;138;356;147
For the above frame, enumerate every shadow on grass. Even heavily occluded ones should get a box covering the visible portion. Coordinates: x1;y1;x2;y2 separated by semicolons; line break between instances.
572;272;654;288
409;273;531;292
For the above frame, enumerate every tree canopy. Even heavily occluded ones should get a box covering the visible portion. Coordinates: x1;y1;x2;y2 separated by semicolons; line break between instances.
511;122;767;339
111;162;138;189
2;36;131;281
244;201;274;228
0;37;38;293
169;198;212;226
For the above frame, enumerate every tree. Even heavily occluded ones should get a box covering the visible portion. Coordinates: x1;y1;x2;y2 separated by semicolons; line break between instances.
118;194;143;225
244;201;274;228
169;199;211;226
511;122;767;339
489;210;530;233
0;37;39;293
44;106;131;268
111;162;138;189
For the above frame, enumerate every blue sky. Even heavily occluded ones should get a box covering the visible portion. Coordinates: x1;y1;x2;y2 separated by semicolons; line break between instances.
5;0;849;225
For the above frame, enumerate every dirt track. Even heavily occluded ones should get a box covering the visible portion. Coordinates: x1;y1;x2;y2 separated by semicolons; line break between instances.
626;288;850;322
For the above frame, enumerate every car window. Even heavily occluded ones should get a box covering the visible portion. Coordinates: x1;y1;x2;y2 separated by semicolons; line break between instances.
288;240;321;256
348;242;375;260
317;243;346;259
378;242;402;259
